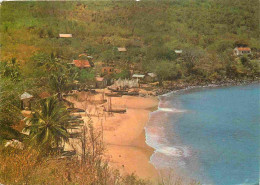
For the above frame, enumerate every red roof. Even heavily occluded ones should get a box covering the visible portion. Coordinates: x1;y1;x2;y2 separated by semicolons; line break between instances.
237;47;251;51
96;77;104;81
73;60;91;68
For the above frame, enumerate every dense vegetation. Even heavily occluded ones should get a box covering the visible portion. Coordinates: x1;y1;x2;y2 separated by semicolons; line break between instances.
0;0;259;184
1;0;259;83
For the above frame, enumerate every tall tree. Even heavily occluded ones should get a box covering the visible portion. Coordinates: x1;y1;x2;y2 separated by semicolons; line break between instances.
24;96;71;151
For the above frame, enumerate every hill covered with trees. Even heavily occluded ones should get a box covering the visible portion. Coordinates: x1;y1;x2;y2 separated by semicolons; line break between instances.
1;0;259;83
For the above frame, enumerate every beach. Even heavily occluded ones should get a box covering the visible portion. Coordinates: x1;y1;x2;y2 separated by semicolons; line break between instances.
65;90;159;183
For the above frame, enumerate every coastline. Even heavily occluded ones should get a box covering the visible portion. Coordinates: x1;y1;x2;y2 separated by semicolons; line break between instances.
64;80;259;183
147;82;260;184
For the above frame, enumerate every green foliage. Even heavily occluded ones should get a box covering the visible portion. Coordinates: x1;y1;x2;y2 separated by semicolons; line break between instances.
0;58;21;81
24;96;70;151
112;69;131;79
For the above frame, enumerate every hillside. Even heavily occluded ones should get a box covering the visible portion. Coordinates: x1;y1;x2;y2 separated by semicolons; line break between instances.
0;0;259;84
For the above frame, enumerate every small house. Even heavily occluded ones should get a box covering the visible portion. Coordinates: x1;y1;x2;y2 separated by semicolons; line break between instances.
38;92;51;99
118;47;127;52
102;67;121;75
20;92;33;110
59;34;72;38
132;74;145;81
174;50;183;54
233;47;251;56
95;77;108;89
132;74;145;79
145;73;157;82
102;67;114;75
72;60;93;68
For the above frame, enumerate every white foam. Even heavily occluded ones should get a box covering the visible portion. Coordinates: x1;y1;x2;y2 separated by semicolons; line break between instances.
157;146;183;157
156;146;191;157
158;107;186;113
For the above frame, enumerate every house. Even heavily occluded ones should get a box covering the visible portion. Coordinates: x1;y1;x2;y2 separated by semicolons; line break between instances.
95;77;108;88
102;67;114;75
38;92;51;99
132;74;145;80
78;53;93;59
102;67;121;75
72;60;93;68
144;73;157;82
174;50;183;54
59;34;72;38
118;47;127;52
233;47;251;56
20;92;33;110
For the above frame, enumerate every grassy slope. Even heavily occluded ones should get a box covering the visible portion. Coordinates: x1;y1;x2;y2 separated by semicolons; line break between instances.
0;0;259;63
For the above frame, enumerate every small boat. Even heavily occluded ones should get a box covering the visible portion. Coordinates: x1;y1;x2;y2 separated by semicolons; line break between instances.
67;108;85;113
104;109;126;113
105;93;122;97
121;91;139;96
108;87;128;93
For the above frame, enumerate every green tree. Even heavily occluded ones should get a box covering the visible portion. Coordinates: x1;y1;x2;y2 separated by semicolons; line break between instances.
0;58;21;81
24;96;70;151
49;72;70;100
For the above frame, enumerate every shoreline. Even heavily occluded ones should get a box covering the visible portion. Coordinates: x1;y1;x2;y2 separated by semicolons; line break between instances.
146;81;260;184
154;79;260;96
65;80;259;183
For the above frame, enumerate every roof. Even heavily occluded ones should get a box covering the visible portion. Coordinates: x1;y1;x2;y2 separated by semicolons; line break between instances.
96;77;104;82
21;92;33;100
59;34;72;38
78;53;88;57
39;92;51;99
236;47;251;51
118;47;127;52
174;50;183;54
132;74;145;78
73;60;91;68
147;73;157;78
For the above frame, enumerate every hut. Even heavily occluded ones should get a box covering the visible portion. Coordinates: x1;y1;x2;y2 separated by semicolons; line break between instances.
102;66;114;75
144;73;157;82
174;50;183;54
95;77;108;89
233;47;251;56
20;92;33;110
72;60;93;68
118;47;127;52
59;34;72;38
132;74;145;80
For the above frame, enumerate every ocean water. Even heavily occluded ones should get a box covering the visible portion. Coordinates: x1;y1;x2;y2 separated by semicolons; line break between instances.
146;84;260;185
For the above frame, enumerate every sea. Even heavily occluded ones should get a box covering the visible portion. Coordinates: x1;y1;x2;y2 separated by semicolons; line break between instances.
145;83;260;185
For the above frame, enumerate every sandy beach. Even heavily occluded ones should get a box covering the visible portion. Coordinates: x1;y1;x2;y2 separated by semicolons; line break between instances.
65;90;159;183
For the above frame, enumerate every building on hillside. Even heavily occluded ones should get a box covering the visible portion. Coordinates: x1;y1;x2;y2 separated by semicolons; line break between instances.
174;50;183;54
78;53;93;59
102;66;114;74
59;34;72;38
20;92;33;110
132;74;145;80
102;66;121;75
118;47;127;52
144;73;157;82
95;77;108;88
38;92;51;99
72;60;93;68
233;47;251;56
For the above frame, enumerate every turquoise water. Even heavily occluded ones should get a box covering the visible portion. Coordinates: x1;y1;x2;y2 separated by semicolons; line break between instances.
146;84;259;185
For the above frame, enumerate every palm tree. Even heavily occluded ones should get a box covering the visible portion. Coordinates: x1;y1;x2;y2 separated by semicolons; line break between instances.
24;96;71;151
